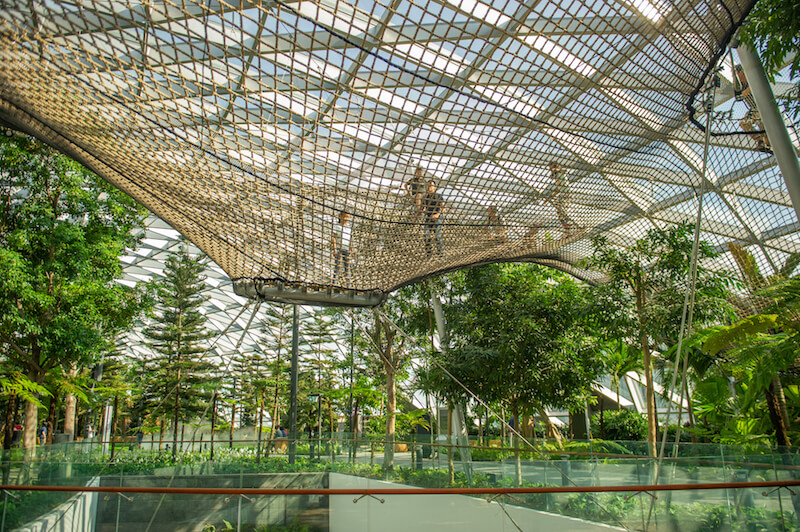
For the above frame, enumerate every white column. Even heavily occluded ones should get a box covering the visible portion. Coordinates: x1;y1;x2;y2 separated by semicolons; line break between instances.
736;42;800;223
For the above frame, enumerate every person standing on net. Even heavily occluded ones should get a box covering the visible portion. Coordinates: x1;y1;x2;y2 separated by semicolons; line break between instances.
549;162;575;236
332;211;352;282
422;180;445;258
485;205;507;242
405;166;426;221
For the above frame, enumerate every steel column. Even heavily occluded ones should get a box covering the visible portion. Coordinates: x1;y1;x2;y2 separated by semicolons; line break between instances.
737;42;800;223
288;304;300;464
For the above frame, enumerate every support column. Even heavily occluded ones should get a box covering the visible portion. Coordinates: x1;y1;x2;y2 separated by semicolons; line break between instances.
288;304;300;464
736;42;800;222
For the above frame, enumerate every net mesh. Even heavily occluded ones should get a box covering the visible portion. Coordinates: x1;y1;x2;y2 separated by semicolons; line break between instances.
1;0;796;304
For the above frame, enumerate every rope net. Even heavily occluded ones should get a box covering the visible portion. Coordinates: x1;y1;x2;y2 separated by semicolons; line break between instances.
1;0;795;304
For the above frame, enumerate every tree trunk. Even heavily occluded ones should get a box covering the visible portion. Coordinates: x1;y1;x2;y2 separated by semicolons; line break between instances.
641;331;658;457
500;406;506;445
447;406;454;485
270;370;281;443
522;414;532;439
538;408;563;448
256;390;264;464
62;365;79;441
772;376;792;444
351;398;359;464
63;392;77;442
384;365;396;471
210;393;217;461
478;409;483;446
328;397;334;459
229;401;236;449
172;375;180;460
766;381;791;447
22;399;37;458
512;403;521;486
599;400;605;440
45;393;58;445
110;394;119;460
684;379;697;444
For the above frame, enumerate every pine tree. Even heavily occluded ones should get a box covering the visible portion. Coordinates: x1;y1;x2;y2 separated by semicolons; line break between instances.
301;313;339;457
143;243;216;459
260;304;292;445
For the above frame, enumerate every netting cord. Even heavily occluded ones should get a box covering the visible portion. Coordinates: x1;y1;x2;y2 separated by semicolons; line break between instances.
686;0;757;136
648;68;719;527
270;0;669;153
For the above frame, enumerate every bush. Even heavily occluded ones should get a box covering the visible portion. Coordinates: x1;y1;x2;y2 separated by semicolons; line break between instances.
659;423;694;444
591;409;646;441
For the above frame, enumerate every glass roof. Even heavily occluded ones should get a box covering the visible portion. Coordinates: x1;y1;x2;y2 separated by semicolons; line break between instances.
1;0;797;306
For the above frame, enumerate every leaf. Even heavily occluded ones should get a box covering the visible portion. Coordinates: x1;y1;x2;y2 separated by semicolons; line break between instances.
702;315;778;357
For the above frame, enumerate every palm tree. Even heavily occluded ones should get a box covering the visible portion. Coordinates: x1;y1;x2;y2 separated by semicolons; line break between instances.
601;340;643;409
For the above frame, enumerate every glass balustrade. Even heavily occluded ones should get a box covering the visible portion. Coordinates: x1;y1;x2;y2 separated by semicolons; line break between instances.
1;435;798;531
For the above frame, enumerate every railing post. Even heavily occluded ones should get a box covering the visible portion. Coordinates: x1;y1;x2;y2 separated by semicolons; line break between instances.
0;489;13;532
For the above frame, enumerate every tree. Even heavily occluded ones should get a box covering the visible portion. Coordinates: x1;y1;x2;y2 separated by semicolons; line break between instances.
142;243;216;459
692;277;800;446
428;264;603;483
363;308;407;471
260;304;292;453
585;223;733;456
741;0;800;120
299;312;338;458
0;135;147;453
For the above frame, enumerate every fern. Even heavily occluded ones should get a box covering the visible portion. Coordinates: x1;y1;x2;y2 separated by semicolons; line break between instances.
0;373;50;407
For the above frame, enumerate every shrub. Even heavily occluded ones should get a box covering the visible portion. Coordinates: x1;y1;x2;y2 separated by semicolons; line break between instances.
591;409;647;441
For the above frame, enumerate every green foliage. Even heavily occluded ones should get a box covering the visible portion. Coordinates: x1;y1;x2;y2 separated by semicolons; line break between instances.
1;490;72;530
0;135;148;380
586;223;734;454
436;263;603;415
682;276;800;445
599;340;643;404
25;449;800;531
561;493;637;524
586;223;733;343
0;372;50;407
591;410;647;441
0;135;148;448
741;0;800;120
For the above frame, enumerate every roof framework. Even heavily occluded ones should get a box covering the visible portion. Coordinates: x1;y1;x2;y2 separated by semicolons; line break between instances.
1;0;798;307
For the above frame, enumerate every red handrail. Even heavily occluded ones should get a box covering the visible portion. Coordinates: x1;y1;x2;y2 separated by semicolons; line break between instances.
1;479;798;496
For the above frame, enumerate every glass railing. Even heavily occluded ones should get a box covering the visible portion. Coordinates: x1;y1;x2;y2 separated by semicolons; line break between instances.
1;434;799;531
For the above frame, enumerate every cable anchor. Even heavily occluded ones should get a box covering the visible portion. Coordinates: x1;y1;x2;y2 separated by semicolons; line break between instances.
353;493;385;504
763;486;796;497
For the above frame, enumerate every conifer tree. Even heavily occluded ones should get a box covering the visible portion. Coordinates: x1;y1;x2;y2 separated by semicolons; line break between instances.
143;243;215;458
260;304;292;444
301;313;339;457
